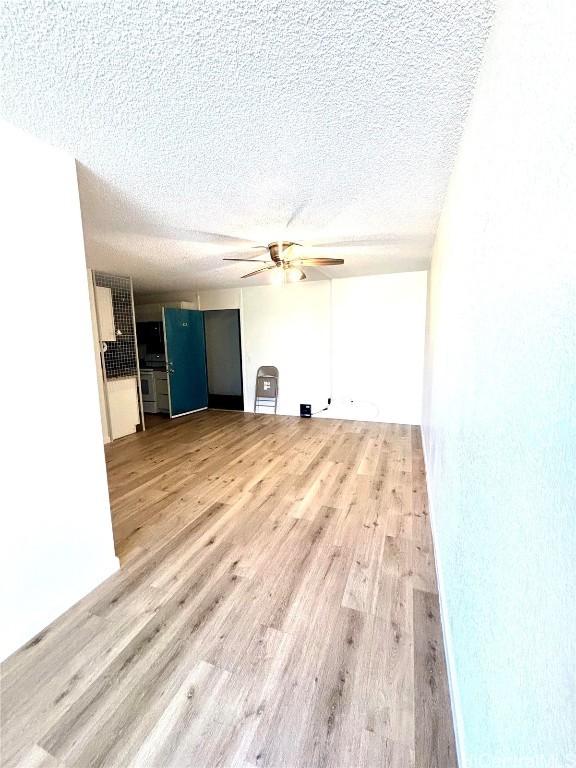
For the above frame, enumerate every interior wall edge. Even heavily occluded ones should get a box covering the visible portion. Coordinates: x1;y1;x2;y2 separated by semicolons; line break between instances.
421;429;467;768
86;267;111;444
1;121;120;660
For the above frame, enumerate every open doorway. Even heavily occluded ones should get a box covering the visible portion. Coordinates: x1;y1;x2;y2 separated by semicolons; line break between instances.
203;309;244;410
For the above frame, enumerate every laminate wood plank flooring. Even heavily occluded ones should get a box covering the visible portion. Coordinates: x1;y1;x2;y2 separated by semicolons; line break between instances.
1;411;457;768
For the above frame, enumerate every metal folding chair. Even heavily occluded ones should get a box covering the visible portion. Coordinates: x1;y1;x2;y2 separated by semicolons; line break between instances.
254;366;279;414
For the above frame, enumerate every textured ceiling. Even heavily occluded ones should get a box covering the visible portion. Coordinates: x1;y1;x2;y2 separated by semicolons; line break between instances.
1;0;495;291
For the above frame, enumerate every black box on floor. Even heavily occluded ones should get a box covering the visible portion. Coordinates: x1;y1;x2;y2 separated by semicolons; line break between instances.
300;403;312;418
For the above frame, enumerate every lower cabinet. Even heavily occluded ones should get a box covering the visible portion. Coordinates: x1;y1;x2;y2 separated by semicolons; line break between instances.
155;371;170;414
107;377;140;439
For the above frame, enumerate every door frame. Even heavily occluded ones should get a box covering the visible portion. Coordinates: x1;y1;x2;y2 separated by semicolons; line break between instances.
161;309;173;416
203;308;245;411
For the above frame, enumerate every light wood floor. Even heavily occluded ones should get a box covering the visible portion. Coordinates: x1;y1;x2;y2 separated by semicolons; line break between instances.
1;411;457;768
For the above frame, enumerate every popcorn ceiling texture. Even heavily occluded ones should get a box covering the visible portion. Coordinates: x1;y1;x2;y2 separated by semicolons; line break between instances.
1;0;495;290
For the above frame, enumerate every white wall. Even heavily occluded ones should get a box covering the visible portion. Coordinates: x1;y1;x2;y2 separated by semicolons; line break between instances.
0;122;119;660
329;273;427;424
198;287;241;311
422;2;576;766
242;281;332;415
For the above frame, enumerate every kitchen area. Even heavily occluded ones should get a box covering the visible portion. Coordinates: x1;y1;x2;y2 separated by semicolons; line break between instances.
90;272;244;444
91;271;143;442
136;318;169;421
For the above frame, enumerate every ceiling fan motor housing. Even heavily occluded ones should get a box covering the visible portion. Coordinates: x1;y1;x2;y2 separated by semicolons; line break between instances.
268;241;298;262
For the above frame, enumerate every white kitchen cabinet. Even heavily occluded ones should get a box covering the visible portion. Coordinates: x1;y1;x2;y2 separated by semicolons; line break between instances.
95;286;116;341
107;377;140;439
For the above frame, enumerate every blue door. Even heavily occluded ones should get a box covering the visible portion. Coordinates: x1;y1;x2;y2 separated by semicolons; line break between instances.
163;308;208;417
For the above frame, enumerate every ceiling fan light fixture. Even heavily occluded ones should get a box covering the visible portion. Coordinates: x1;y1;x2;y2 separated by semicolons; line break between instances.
225;240;344;280
285;265;306;282
270;265;285;285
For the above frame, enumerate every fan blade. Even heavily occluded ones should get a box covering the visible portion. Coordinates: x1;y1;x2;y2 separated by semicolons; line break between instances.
223;258;270;263
241;265;277;278
290;258;344;266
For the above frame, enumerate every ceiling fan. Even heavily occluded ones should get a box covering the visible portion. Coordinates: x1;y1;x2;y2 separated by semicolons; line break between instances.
223;241;344;282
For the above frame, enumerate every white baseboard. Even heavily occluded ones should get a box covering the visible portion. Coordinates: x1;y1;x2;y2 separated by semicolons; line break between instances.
421;433;467;768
